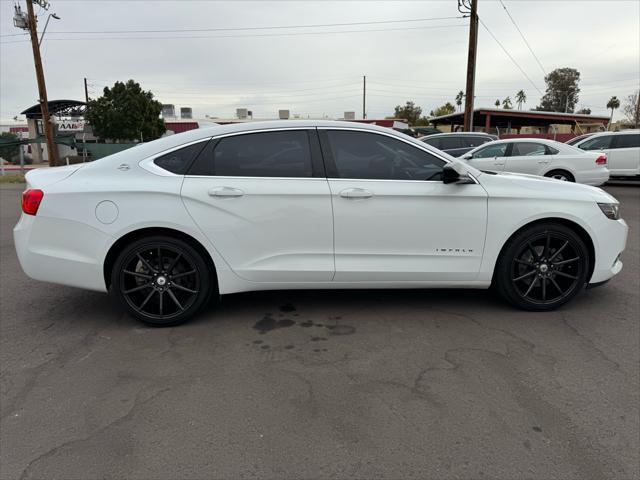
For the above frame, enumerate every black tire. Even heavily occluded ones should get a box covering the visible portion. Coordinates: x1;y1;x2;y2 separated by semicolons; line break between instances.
494;223;590;311
111;235;212;326
545;170;575;182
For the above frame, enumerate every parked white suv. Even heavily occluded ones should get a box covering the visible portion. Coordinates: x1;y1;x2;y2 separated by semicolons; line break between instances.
572;130;640;178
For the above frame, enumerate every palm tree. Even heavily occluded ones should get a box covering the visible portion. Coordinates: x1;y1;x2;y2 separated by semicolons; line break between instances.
455;91;464;112
606;96;620;130
515;90;527;110
502;97;513;109
494;99;501;108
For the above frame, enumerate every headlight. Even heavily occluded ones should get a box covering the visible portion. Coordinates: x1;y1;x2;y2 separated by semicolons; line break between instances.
598;203;620;220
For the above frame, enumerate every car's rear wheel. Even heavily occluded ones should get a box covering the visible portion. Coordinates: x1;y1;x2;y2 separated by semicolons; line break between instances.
495;223;590;311
545;170;575;182
112;236;212;326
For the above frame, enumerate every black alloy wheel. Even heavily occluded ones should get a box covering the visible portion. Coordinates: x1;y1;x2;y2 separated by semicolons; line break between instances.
495;223;590;310
112;236;212;326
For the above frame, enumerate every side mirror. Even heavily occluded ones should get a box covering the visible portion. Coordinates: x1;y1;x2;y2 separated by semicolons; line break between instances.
442;164;475;184
462;153;472;160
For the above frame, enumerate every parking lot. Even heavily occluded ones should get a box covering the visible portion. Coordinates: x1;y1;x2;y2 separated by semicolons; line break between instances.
0;182;638;479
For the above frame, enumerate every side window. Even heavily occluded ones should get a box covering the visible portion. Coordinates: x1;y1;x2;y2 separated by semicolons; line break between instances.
545;145;560;155
579;135;613;151
326;131;446;181
188;130;312;177
438;137;462;150
154;141;208;174
471;143;508;159
614;134;640;149
423;137;440;149
512;143;546;157
465;136;491;148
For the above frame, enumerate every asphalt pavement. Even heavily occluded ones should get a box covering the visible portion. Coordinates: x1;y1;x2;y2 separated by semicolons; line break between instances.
1;183;638;480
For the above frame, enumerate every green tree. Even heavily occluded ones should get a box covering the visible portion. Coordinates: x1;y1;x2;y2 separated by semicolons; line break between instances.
537;67;581;113
393;101;423;125
0;132;20;163
429;102;456;117
622;90;639;127
606;95;621;130
515;90;527;110
455;91;464;112
86;79;165;142
502;97;513;109
494;99;501;108
576;107;592;114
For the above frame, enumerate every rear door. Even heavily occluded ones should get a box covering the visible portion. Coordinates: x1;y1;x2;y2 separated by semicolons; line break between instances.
609;134;640;175
181;129;334;282
466;142;508;171
503;142;549;176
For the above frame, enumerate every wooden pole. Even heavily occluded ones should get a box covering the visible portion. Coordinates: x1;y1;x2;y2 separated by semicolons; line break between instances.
463;0;478;132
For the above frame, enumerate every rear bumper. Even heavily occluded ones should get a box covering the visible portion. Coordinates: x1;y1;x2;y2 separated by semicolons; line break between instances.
576;168;610;186
13;214;111;292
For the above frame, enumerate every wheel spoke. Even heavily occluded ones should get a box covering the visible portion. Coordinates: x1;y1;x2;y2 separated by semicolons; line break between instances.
166;253;182;275
138;289;155;310
123;283;152;294
158;247;163;272
523;277;538;297
514;258;534;267
172;269;196;280
513;270;536;282
549;241;568;262
171;283;198;294
542;277;547;301
554;271;578;280
158;290;164;315
166;288;185;311
124;270;152;280
137;253;157;274
550;277;563;294
527;242;540;260
544;233;551;259
553;257;580;266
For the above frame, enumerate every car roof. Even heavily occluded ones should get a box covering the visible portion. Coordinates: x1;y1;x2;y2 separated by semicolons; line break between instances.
423;132;496;138
584;129;639;137
483;137;558;145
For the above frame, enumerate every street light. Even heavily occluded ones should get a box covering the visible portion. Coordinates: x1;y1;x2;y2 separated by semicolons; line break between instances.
38;13;60;47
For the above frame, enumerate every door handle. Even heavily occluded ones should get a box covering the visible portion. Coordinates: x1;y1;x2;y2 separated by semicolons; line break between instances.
494;161;505;166
537;159;549;164
339;188;373;199
208;187;244;197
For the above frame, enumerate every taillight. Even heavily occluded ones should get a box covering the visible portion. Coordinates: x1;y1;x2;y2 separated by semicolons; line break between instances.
21;189;44;216
596;154;607;165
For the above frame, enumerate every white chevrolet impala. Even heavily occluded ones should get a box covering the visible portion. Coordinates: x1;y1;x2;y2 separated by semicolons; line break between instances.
14;121;628;326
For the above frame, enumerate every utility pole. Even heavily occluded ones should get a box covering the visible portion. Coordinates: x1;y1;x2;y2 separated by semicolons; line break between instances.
84;77;89;103
24;1;58;166
362;75;367;119
462;0;478;132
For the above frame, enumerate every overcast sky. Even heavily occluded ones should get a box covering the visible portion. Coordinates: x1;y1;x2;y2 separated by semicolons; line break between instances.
1;0;639;123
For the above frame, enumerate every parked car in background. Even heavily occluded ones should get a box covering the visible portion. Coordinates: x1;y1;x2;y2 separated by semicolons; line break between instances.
571;130;640;178
420;132;498;157
565;132;596;146
461;138;609;185
14;121;627;326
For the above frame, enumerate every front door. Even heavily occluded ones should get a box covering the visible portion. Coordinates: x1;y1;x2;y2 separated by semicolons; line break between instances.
466;142;508;172
319;129;488;282
503;141;550;176
181;129;334;282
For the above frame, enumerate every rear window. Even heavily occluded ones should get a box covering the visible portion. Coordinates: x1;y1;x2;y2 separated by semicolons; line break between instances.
422;137;440;149
438;137;463;150
188;130;313;177
154;141;208;174
615;134;640;149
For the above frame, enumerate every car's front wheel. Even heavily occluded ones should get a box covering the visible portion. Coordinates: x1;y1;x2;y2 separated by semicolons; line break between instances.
494;223;590;311
111;235;212;326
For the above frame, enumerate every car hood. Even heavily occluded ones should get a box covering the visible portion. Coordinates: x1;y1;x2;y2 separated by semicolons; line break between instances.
477;170;617;204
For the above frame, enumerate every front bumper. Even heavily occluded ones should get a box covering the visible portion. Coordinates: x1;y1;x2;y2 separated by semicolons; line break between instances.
589;218;628;284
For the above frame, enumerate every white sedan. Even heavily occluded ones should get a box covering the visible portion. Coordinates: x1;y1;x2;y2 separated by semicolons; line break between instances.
461;138;609;185
14;121;627;326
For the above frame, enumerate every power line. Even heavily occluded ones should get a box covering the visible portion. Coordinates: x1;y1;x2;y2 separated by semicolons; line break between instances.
0;23;466;44
478;17;543;96
40;16;465;35
498;0;547;76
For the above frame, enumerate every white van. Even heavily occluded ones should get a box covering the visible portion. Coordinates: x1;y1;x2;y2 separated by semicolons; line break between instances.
572;130;640;177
